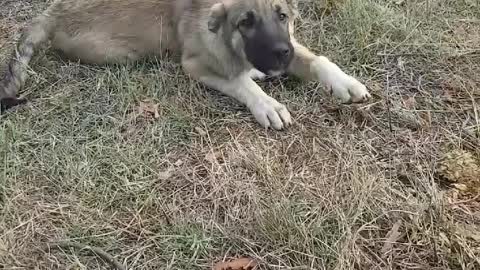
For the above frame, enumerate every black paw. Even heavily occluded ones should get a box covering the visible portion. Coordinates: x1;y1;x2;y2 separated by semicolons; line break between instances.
0;97;28;113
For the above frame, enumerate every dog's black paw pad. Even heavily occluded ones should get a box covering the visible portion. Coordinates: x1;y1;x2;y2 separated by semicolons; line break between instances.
0;97;28;113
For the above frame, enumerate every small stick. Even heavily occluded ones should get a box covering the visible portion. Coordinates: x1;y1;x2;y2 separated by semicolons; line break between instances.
449;194;480;205
45;241;126;270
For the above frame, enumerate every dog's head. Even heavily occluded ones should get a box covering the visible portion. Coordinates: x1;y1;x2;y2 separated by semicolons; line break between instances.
208;0;298;76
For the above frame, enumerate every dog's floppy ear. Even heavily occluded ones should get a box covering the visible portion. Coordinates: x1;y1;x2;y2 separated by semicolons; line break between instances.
285;0;299;18
285;0;298;8
208;3;228;33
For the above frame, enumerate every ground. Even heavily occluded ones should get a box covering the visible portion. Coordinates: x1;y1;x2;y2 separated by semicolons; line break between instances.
0;0;479;269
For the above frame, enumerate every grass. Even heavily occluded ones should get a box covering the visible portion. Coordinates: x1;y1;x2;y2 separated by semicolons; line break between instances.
1;0;479;269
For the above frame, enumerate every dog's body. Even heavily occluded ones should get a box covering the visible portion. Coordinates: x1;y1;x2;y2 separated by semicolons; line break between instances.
0;0;371;129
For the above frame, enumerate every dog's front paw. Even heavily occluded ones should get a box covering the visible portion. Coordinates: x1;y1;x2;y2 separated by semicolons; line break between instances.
249;96;291;130
330;75;371;103
248;69;267;81
311;56;371;103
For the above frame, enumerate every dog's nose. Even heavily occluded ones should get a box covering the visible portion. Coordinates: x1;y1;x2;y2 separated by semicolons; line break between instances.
273;43;291;59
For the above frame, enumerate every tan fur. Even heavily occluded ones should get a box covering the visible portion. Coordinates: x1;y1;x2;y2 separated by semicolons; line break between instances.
0;0;371;129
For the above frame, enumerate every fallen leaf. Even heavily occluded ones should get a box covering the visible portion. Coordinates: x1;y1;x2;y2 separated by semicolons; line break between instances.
455;224;480;242
158;167;174;180
138;99;160;119
213;257;258;270
397;56;405;71
381;220;402;256
403;96;416;110
438;232;451;246
174;159;184;167
195;126;207;136
67;262;86;270
437;149;480;198
453;183;469;191
205;150;223;164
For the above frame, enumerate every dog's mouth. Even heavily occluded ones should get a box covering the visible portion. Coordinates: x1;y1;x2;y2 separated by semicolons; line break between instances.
252;59;291;77
248;53;293;75
243;39;294;77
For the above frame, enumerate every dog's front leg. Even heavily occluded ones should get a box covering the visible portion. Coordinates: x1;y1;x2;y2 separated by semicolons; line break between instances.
287;40;371;103
183;58;291;130
204;73;292;130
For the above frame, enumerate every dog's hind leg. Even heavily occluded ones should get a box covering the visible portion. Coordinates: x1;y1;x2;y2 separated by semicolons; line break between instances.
0;12;55;113
287;40;371;103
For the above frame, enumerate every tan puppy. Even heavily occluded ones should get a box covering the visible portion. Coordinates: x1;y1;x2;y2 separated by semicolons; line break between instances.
0;0;371;130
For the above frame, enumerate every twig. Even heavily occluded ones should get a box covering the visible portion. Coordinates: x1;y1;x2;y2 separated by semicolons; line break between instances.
382;45;394;133
449;194;480;205
385;73;393;133
377;49;479;58
45;241;127;270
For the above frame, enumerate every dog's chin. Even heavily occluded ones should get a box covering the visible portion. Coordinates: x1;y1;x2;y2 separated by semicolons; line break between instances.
265;62;292;77
252;65;288;78
266;70;285;77
247;56;292;78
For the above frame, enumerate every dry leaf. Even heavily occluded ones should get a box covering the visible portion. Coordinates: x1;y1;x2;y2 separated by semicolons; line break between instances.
158;167;174;180
437;149;480;197
438;232;451;246
455;224;480;242
174;159;184;167
397;56;405;71
453;183;469;191
195;126;207;136
138;99;160;119
403;96;416;110
381;220;402;256
205;150;222;164
213;257;258;270
67;262;86;270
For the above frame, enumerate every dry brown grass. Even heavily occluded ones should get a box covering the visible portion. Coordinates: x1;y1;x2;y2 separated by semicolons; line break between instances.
1;0;479;269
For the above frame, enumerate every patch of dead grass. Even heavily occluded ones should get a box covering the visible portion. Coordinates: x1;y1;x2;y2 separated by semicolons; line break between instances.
1;0;480;269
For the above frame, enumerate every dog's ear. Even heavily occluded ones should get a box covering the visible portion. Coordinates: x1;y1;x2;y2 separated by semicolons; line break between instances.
208;3;228;33
285;0;299;18
285;0;298;8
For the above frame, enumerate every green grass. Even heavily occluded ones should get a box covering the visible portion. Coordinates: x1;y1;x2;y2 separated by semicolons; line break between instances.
1;0;479;269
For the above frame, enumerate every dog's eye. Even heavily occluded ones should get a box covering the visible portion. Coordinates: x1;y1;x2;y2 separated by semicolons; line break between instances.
278;13;288;22
239;18;254;28
239;11;255;28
